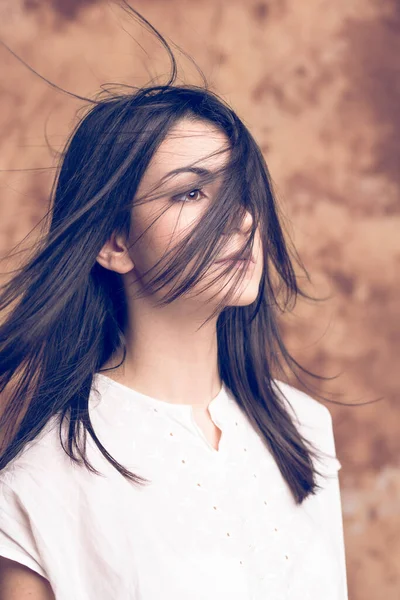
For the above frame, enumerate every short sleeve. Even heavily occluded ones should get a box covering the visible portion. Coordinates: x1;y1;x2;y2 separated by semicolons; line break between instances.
313;408;348;600
272;380;348;598
0;474;48;580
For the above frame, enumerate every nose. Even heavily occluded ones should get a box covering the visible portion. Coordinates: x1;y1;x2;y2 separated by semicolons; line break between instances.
222;208;255;252
240;208;253;234
229;208;253;234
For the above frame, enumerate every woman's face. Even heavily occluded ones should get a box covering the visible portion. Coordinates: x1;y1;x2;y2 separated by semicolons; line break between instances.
125;117;263;310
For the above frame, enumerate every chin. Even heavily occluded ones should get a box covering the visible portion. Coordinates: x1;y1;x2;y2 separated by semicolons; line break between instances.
227;278;262;307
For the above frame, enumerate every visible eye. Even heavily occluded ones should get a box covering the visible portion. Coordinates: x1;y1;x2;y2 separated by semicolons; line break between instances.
171;188;206;203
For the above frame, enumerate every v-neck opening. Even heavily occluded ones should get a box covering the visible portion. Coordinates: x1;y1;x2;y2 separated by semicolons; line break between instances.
93;372;232;457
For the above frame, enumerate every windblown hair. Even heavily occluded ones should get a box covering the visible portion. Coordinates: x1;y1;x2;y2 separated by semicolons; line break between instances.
0;2;338;503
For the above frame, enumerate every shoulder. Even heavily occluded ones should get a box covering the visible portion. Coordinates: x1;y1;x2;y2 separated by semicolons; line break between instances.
271;379;341;476
0;414;74;494
271;379;332;428
0;422;65;581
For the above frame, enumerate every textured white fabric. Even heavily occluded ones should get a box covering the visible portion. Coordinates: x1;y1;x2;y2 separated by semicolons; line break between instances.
0;374;348;599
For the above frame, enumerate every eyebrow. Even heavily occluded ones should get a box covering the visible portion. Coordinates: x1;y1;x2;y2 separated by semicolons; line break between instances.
159;166;212;183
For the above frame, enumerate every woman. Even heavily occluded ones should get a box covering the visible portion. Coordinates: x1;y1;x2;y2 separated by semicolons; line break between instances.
0;8;347;600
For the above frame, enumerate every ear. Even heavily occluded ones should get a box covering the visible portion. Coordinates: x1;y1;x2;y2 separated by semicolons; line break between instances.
96;231;135;274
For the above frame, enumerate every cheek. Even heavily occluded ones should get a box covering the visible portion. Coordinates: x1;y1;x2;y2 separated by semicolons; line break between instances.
151;211;192;253
130;207;197;270
151;202;203;242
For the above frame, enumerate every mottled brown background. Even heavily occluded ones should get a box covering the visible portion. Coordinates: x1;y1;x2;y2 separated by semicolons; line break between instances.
0;1;399;598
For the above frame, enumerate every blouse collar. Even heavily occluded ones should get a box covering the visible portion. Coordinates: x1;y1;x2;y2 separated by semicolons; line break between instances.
93;372;232;421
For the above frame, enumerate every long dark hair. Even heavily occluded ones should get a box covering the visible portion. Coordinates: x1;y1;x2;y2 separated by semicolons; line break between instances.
0;3;342;504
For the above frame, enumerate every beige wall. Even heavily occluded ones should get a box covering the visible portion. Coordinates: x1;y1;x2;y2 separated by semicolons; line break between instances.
0;1;399;598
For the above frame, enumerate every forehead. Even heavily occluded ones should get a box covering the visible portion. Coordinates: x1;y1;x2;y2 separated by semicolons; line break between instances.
140;118;230;186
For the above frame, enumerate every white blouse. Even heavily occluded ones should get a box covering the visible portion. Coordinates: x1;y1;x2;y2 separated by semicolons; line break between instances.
0;373;348;600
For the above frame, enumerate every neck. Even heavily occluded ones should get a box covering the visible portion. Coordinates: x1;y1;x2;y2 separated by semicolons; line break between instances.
101;301;222;410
